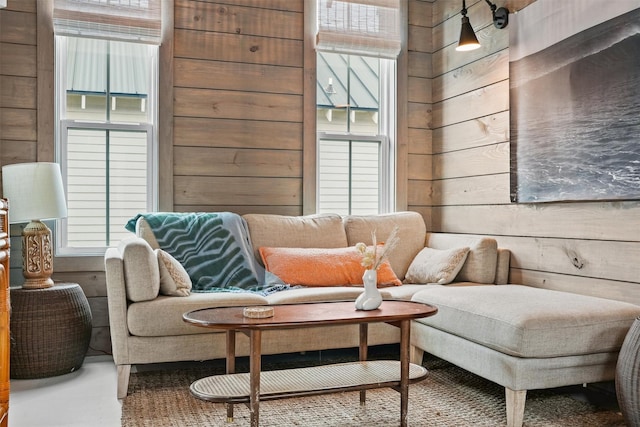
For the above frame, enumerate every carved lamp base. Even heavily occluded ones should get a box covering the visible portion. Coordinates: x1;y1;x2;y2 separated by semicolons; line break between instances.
21;220;54;289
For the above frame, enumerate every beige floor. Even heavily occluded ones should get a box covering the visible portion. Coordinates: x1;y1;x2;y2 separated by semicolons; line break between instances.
9;356;122;427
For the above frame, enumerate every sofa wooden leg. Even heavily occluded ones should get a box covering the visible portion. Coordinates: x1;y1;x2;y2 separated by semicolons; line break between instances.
410;345;424;365
505;387;526;427
117;364;132;399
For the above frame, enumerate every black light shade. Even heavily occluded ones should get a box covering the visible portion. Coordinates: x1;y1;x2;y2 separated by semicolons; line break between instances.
456;16;480;51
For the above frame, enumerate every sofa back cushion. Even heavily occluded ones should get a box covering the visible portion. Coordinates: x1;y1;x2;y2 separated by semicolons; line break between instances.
425;233;498;284
343;211;427;280
120;237;160;302
243;213;348;264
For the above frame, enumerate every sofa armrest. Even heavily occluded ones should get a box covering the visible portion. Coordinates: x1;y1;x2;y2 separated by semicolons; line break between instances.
104;247;131;364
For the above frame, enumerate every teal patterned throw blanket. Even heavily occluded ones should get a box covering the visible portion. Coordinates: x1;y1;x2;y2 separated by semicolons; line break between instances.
125;212;288;295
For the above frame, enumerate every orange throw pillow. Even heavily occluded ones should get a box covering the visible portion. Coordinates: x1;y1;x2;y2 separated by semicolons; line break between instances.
259;246;402;287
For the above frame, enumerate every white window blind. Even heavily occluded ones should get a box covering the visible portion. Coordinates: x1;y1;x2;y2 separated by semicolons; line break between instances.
53;0;162;44
316;0;401;59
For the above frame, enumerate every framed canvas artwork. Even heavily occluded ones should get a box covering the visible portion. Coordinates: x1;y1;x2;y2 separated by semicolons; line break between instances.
509;0;640;203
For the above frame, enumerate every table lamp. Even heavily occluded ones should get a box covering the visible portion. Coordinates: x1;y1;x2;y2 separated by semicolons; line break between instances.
1;162;68;289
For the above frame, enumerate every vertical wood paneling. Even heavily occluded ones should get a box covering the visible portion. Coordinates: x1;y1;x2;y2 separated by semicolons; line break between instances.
302;0;316;214
407;0;433;217
36;0;54;163
158;0;175;212
395;0;410;211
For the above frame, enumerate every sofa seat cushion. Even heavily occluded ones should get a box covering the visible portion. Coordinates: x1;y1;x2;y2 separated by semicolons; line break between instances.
244;213;348;263
411;285;640;358
127;293;269;336
381;282;488;301
344;211;426;280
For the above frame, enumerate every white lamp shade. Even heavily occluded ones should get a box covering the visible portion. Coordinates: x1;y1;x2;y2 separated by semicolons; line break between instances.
2;162;68;223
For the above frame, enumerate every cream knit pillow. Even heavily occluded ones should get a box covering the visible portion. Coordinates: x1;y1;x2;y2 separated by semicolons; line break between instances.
156;249;192;297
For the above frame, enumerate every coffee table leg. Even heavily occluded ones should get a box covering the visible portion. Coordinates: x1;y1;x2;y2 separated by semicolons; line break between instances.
226;331;236;422
400;319;410;427
250;329;262;427
359;323;368;405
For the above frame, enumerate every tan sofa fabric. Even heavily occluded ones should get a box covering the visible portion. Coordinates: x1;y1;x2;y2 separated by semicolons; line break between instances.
107;210;515;401
120;237;160;302
265;286;394;305
495;248;511;284
344;211;426;280
127;292;269;336
243;213;348;264
412;285;640;358
136;217;161;249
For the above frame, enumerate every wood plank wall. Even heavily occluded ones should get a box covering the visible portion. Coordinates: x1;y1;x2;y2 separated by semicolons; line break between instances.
1;0;638;356
0;1;37;173
0;0;434;356
173;0;305;215
407;0;434;226
0;0;116;356
430;0;640;305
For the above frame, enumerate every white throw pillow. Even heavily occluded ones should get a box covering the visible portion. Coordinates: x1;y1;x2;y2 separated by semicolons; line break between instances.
404;247;470;284
156;249;192;297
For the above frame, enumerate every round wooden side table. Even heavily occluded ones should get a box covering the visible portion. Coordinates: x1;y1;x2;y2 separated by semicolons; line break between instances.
10;283;92;379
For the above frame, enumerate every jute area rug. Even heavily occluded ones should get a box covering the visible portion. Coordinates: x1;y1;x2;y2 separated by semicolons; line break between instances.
121;348;625;426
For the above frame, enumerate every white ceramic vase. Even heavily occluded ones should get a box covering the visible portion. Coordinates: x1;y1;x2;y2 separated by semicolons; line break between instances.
355;269;382;310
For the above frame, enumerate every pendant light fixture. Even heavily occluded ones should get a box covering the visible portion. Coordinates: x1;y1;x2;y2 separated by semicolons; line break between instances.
456;0;509;52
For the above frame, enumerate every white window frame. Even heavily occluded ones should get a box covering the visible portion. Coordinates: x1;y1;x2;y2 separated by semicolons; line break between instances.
54;35;158;256
316;56;396;214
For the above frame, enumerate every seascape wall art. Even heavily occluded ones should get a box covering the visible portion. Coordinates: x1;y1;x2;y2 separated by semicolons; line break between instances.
509;0;640;203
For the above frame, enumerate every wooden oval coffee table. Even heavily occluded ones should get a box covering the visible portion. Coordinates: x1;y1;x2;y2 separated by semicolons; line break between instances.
184;300;437;427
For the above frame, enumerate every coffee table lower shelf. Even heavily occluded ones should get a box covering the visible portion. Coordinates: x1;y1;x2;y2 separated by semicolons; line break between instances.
191;360;428;403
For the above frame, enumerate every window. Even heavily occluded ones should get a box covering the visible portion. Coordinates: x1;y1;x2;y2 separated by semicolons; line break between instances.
55;37;158;254
314;0;400;215
52;0;162;255
316;52;395;215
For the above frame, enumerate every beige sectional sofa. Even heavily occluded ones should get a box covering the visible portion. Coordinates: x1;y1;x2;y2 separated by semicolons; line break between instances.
105;211;507;397
104;211;640;427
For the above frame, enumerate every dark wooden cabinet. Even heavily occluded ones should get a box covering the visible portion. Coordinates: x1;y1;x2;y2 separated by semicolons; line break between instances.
1;199;10;427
